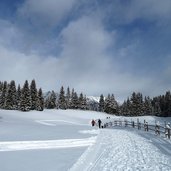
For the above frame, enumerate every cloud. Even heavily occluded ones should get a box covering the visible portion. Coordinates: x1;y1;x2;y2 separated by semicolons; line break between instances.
17;0;78;28
0;0;171;101
104;0;171;26
0;15;155;101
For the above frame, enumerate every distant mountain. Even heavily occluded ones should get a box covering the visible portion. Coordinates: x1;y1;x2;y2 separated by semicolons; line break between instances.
86;96;99;111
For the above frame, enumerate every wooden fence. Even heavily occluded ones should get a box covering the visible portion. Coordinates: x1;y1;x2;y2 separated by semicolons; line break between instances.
102;119;171;140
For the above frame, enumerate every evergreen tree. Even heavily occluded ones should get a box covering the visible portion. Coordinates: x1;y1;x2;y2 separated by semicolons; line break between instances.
58;86;66;109
78;93;87;110
83;95;87;110
46;91;57;109
70;89;75;109
99;94;105;112
30;79;38;110
16;85;21;109
104;94;111;114
109;94;118;114
36;88;44;111
20;80;31;111
144;96;153;115
4;80;17;110
0;81;8;109
71;92;79;109
164;91;171;117
66;87;71;109
130;92;144;116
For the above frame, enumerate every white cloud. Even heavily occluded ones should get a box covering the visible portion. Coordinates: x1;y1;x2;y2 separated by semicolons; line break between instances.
17;0;78;27
107;0;171;25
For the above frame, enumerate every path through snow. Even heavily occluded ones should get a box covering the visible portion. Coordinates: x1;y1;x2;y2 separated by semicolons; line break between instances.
70;128;171;171
0;137;96;151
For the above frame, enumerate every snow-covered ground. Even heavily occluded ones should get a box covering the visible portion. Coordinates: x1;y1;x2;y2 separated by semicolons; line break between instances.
0;109;171;171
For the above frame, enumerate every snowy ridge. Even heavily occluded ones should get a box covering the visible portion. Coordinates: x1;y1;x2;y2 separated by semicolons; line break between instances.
86;96;100;103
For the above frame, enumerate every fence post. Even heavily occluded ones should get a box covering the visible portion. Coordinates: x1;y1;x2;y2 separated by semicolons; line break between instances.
132;121;135;128
137;119;139;130
125;120;127;127
168;128;170;139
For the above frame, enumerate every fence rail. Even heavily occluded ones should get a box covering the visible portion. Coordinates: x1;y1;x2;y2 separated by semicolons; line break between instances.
102;119;171;140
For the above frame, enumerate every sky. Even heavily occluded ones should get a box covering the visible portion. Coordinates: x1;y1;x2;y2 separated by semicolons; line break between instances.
0;0;171;101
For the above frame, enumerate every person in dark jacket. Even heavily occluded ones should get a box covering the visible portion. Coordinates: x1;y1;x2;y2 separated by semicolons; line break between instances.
98;119;102;128
91;119;96;126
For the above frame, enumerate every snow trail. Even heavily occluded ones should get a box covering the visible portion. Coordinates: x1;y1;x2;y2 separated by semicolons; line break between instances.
70;128;171;171
0;137;96;151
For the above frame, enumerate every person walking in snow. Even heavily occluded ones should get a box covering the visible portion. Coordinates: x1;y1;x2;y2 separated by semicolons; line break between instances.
165;123;171;139
98;119;102;128
91;119;96;127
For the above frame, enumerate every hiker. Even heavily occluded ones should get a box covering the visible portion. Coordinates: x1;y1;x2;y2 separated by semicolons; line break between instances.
155;121;160;135
144;122;148;131
91;119;96;127
98;119;102;128
165;123;171;138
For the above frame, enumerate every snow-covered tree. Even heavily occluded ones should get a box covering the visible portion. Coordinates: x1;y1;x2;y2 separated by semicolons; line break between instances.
104;94;111;114
30;79;38;110
4;80;17;110
20;80;31;111
46;91;57;109
71;91;79;109
66;87;71;109
99;94;105;112
78;93;87;110
0;81;8;109
109;94;118;114
36;88;44;111
144;96;153;115
16;85;21;109
58;86;66;109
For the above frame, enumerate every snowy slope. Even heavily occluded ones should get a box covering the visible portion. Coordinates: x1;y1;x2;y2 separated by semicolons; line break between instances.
0;109;171;171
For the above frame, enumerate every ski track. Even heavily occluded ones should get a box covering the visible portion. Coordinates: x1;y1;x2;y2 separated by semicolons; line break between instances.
70;129;171;171
35;120;89;126
0;137;96;151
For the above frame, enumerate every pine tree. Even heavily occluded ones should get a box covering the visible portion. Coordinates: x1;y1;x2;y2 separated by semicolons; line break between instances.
164;91;171;117
20;80;31;111
4;80;17;110
36;88;44;111
130;92;144;116
30;79;38;110
46;91;57;109
104;94;111;114
99;94;105;112
58;86;66;109
16;85;21;109
82;95;87;110
78;93;87;110
71;92;79;109
0;81;8;109
66;87;71;109
144;96;152;115
109;94;118;114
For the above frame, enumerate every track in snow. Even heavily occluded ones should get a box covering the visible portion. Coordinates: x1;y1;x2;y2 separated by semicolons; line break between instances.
70;128;171;171
0;137;96;151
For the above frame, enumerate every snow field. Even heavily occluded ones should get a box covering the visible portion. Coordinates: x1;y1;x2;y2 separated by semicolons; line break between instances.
70;128;171;171
0;109;171;171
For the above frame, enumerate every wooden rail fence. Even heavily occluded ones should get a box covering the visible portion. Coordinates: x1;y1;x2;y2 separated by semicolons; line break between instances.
102;119;171;140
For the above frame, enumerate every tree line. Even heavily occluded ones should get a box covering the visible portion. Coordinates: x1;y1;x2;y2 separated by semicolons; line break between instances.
0;80;44;111
0;80;171;117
